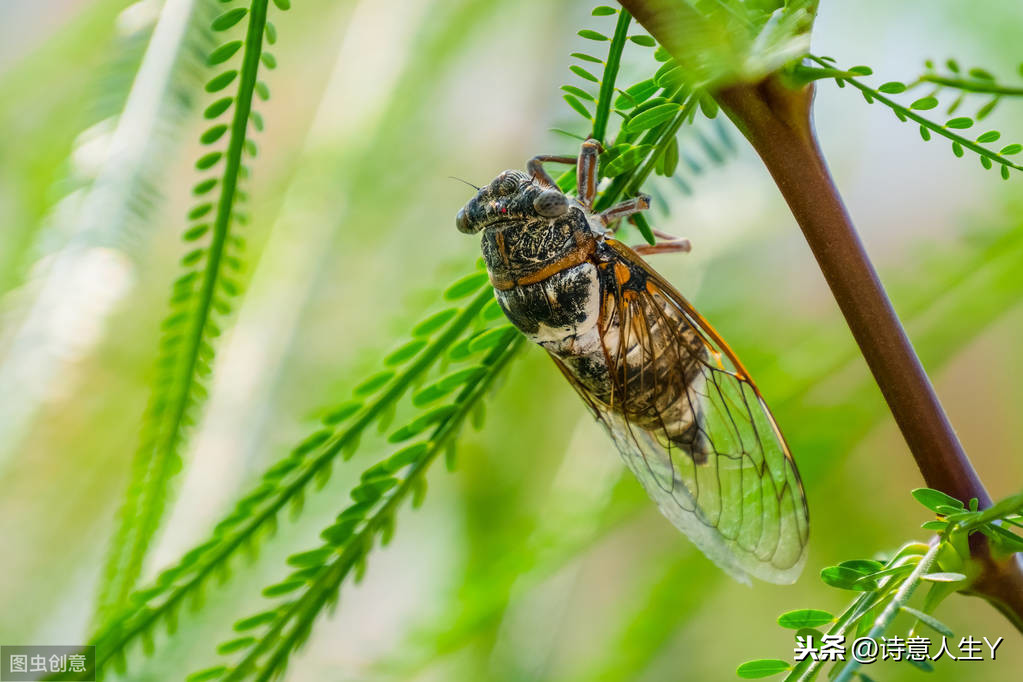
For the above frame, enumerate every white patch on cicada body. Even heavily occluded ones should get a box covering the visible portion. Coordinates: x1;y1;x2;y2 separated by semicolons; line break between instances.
523;263;603;356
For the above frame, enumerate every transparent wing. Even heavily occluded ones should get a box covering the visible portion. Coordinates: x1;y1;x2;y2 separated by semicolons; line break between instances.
551;239;808;584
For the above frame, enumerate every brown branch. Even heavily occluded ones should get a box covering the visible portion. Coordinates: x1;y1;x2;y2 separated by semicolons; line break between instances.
618;0;1023;631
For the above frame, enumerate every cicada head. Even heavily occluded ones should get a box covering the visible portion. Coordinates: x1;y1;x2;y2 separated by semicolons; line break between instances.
456;169;570;235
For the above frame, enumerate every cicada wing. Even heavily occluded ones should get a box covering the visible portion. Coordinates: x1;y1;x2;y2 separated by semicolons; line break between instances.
550;239;808;584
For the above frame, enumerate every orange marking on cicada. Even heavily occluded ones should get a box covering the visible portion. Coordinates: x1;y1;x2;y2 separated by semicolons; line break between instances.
614;261;631;286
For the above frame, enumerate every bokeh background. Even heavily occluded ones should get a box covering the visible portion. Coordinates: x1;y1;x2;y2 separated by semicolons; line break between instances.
1;0;1022;680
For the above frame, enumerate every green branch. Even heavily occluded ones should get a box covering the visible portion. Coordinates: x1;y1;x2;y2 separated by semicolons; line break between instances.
90;286;494;672
95;0;278;622
591;8;632;143
210;334;524;682
809;56;1023;177
920;73;1023;97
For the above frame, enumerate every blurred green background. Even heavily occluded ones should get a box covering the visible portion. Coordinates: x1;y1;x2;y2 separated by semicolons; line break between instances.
0;0;1021;680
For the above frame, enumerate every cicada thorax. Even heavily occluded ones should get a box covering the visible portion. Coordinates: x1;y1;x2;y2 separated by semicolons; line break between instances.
484;208;602;341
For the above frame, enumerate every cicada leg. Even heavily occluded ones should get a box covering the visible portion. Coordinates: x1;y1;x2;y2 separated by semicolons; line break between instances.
526;154;575;188
632;237;692;256
599;194;651;227
527;138;603;209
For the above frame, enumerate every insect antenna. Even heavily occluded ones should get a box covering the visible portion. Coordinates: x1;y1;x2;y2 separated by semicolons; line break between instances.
449;176;481;191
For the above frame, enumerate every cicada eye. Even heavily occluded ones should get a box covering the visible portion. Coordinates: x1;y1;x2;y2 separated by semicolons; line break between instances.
533;189;569;217
456;208;473;233
494;172;520;196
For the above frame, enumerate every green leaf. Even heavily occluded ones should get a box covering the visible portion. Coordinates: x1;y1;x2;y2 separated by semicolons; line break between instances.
564;94;592;120
200;125;229;144
384;339;428;367
921;572;967;582
910;96;939;110
878;81;906;94
234;609;279;632
578;30;609;41
295;429;331;455
945;117;973;129
921;520;948;531
413;366;487;406
976;96;1000;120
412;308;458;336
286;547;333;567
561;85;596;102
912;488;964;513
777;609;835;629
1000;143;1022;155
468;326;515;352
211;8;248;31
976;131;1001;144
592;5;616;15
203;97;233;119
353;370;394;397
187;666;228;681
615;79;658;111
570;65;599;83
660;137;679;177
848;65;873;76
839;559;884;574
736;660;790;678
603;144;653;176
982;523;1023;551
196;151;223;170
632;213;656;246
624;103;681;133
901;606;954;637
262;579;306;597
443;272;489;300
571;52;604;64
188;204;212;220
216;636;255;655
388;405;457;442
629;35;656;47
193;178;218;195
183;224;210;241
272;0;291;9
321;518;360;546
350;476;399;503
208;41;243;66
821;565;876;590
386;442;430;470
205;70;238;93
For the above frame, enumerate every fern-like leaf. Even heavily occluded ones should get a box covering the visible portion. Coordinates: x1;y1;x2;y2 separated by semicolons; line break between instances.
809;56;1023;179
94;0;285;622
89;277;500;674
195;331;523;681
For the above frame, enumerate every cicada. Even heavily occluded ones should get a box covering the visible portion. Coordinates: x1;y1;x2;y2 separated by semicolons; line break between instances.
456;139;808;583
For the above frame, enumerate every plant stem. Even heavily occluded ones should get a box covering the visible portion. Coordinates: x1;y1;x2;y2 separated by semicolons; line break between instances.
920;74;1023;97
833;540;942;682
591;9;631;144
712;76;983;501
617;0;1023;629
